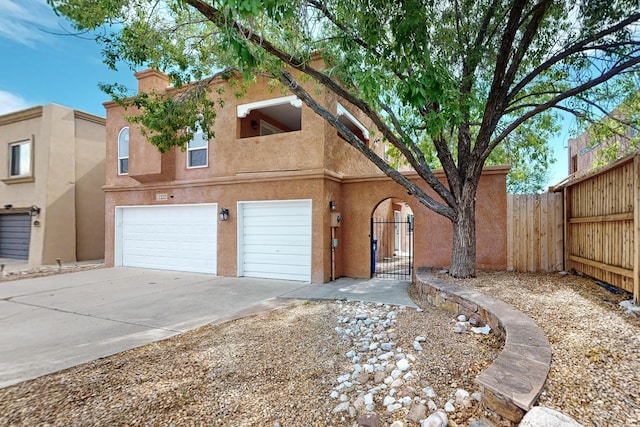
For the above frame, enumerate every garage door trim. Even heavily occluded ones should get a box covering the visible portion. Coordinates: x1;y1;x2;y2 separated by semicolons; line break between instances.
114;203;217;274
237;199;312;282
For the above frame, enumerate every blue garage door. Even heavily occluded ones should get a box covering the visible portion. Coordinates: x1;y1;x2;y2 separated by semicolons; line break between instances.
0;213;31;260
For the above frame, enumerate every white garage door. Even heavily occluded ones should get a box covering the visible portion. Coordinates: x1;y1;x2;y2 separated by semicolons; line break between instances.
239;200;312;282
116;204;217;274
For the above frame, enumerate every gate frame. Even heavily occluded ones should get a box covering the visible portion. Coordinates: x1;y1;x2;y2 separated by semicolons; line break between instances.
370;214;414;280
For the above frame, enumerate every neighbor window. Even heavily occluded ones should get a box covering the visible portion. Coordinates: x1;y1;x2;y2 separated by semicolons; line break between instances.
118;127;129;175
187;125;208;168
9;140;31;177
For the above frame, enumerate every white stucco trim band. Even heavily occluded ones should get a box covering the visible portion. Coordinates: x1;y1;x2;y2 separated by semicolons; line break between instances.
237;95;303;118
337;103;370;139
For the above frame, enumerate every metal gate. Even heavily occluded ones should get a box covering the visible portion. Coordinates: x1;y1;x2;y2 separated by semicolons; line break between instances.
371;215;413;280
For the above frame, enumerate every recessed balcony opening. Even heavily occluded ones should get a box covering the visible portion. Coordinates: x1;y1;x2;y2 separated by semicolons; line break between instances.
337;103;369;145
238;95;302;139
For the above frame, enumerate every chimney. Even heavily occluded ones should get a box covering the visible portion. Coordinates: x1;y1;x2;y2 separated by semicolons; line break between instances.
134;69;170;94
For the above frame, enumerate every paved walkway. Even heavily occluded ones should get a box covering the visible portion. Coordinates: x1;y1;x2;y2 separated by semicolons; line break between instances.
0;267;414;388
282;276;416;307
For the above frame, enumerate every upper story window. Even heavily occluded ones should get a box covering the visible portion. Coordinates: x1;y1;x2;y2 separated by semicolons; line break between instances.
237;95;302;139
118;127;129;175
9;140;31;177
187;125;208;168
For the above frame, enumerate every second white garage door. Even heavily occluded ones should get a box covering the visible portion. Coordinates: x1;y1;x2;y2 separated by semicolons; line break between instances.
238;200;312;282
116;204;217;274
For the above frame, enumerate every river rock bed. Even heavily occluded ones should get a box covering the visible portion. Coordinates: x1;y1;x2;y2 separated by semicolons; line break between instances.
329;301;497;426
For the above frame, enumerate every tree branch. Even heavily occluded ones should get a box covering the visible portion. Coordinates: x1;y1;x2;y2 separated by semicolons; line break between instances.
278;69;456;220
508;12;640;102
184;0;459;208
488;55;640;156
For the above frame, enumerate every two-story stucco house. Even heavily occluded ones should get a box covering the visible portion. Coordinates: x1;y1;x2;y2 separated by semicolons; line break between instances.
104;68;509;283
0;104;105;265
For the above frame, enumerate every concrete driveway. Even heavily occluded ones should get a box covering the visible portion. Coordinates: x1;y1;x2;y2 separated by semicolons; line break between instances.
0;267;308;388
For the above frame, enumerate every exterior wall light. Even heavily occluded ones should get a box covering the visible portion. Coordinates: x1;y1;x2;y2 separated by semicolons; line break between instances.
219;208;229;222
329;200;337;212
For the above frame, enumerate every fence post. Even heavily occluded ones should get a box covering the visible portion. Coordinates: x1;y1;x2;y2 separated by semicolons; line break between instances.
507;195;514;271
634;155;639;304
563;186;570;273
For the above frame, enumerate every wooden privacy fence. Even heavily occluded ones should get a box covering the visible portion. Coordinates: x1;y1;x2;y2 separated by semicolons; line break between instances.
557;154;639;302
504;153;640;303
507;193;564;272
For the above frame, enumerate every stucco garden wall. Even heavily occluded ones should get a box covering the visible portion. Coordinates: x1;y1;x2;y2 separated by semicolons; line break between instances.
339;166;508;279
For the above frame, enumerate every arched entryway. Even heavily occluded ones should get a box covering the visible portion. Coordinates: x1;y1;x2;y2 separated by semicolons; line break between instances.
371;198;414;279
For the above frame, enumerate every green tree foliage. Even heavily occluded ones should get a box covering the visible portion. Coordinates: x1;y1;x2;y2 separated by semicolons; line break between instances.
579;91;640;171
47;0;640;277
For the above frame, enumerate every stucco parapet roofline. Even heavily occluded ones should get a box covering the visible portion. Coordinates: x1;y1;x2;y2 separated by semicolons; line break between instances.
134;69;169;81
0;106;43;125
74;110;105;125
341;165;511;183
102;168;344;192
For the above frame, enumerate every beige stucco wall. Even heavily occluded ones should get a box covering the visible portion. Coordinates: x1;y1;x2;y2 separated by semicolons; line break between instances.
0;107;47;264
0;104;105;265
74;112;106;261
41;105;78;264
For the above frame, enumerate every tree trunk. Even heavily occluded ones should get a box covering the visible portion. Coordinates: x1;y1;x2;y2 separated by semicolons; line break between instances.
449;197;477;278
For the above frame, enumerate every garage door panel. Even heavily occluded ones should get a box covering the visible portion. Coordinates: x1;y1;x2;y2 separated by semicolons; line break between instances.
244;264;310;275
119;205;217;274
243;235;309;246
243;215;310;227
243;263;311;279
243;202;309;214
239;200;311;282
243;244;311;256
243;225;310;237
243;251;311;263
0;214;31;260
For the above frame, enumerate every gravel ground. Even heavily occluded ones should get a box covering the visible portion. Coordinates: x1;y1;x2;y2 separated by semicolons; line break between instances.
1;270;638;426
0;297;500;426
440;271;640;427
0;262;104;281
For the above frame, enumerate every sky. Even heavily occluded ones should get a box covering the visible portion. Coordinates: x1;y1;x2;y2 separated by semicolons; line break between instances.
0;0;574;188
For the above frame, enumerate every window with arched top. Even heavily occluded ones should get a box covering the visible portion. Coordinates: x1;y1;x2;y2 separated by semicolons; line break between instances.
118;127;129;175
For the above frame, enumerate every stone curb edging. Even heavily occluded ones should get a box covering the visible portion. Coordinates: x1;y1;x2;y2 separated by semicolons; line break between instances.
412;268;551;423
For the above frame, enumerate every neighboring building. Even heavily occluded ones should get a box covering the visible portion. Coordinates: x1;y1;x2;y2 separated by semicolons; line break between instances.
568;105;638;177
104;68;509;283
0;104;106;265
